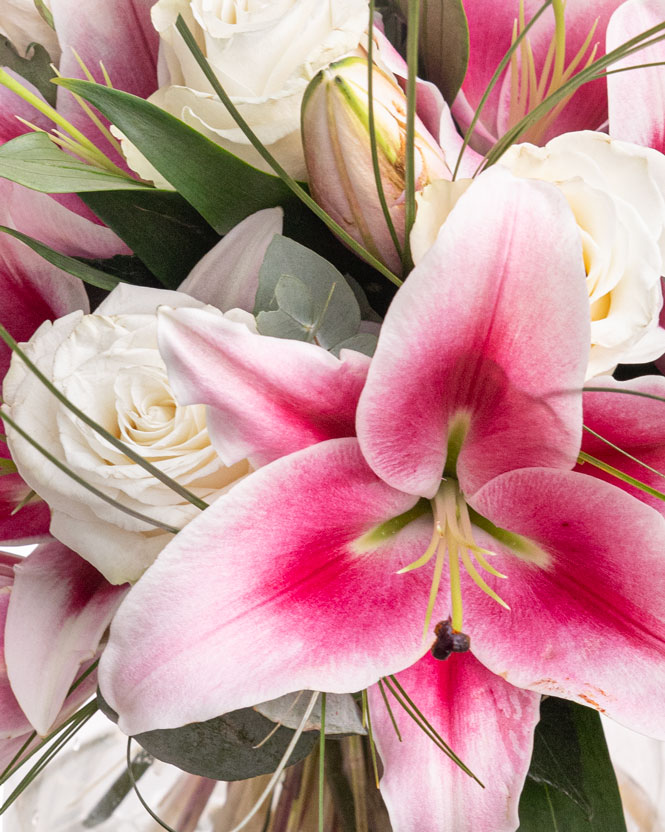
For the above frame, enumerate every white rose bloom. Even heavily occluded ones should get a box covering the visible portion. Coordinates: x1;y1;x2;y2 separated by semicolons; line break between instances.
122;0;369;181
2;285;251;585
412;131;665;379
0;0;60;61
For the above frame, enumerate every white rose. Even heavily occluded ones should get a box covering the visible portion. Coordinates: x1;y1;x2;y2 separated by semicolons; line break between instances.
0;0;60;62
2;285;251;585
125;0;369;180
413;131;665;379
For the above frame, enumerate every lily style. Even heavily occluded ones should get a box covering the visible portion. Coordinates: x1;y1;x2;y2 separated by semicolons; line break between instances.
95;169;665;831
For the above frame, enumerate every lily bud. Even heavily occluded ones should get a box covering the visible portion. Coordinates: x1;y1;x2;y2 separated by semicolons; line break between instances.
301;56;450;274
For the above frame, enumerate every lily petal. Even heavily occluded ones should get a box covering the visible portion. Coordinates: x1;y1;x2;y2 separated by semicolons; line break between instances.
0;571;31;738
607;0;665;154
177;208;283;311
158;306;370;466
0;469;50;545
369;652;540;832
467;466;665;738
357;166;589;499
5;541;127;735
100;438;437;735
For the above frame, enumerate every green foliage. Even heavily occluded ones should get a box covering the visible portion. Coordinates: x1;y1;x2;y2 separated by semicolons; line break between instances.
0;132;148;192
518;697;627;831
81;189;220;290
0;36;56;106
255;235;378;355
55;78;297;235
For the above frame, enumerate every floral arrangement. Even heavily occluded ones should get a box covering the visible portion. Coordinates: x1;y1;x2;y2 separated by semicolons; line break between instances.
0;0;664;830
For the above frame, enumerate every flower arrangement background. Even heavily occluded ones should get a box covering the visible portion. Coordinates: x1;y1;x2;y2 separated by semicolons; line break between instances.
1;0;665;830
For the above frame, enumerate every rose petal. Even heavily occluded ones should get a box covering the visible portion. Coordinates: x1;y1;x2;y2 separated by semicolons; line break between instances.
357;166;589;499
369;653;540;832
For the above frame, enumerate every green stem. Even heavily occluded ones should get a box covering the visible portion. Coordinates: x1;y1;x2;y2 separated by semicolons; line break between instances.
403;0;420;273
577;450;665;502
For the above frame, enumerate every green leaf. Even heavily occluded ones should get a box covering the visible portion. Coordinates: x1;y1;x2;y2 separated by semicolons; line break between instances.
0;36;56;106
0;132;149;192
81;190;220;290
33;0;54;29
83;751;153;827
54;78;297;234
255;235;361;349
0;458;17;475
97;689;317;782
255;692;366;736
0;224;121;290
517;697;627;832
398;0;469;104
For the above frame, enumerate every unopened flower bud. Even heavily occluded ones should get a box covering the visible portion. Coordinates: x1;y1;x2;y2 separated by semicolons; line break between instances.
302;56;450;274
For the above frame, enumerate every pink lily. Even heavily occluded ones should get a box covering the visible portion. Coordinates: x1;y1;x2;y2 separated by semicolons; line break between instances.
453;0;628;153
96;168;665;829
0;542;126;772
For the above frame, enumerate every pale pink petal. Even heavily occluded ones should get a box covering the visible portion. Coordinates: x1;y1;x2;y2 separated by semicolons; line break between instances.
100;438;439;735
0;574;31;738
5;541;127;735
607;0;665;153
580;374;665;515
158;306;370;467
369;653;540;832
50;0;159;167
178;208;283;311
467;466;665;738
357;166;589;499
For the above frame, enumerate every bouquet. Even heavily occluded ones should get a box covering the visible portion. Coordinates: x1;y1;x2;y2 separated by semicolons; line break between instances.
0;0;664;829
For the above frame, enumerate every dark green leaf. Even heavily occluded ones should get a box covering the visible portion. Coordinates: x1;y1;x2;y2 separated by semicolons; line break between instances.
0;36;56;106
97;688;317;782
517;697;627;832
0;224;120;290
55;78;298;234
0;132;149;192
33;0;54;29
398;0;469;104
83;751;152;827
81;190;220;290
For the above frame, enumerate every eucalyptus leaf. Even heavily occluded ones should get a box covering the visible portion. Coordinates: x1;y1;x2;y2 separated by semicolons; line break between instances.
274;275;314;325
517;697;627;831
81;190;220;290
55;78;298;234
0;36;56;106
255;309;311;342
330;332;378;357
0;224;120;290
0;132;149;192
255;692;366;736
255;235;361;349
398;0;469;104
97;689;317;782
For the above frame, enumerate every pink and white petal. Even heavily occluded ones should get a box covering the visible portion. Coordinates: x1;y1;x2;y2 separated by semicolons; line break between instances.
0;474;50;545
357;166;589;499
467;466;665;738
158;306;370;467
369;653;540;832
0;576;32;738
100;438;440;735
4;541;127;736
177;208;283;311
607;0;665;153
50;0;159;166
3;181;129;259
580;374;665;515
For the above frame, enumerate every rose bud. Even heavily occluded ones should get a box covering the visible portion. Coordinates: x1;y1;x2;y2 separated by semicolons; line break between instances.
301;56;450;274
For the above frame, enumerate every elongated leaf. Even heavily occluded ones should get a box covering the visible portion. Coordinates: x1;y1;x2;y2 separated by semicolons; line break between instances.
97;689;317;782
55;78;297;234
0;132;149;192
81;190;220;290
398;0;469;103
0;224;120;290
517;697;627;831
0;36;56;106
